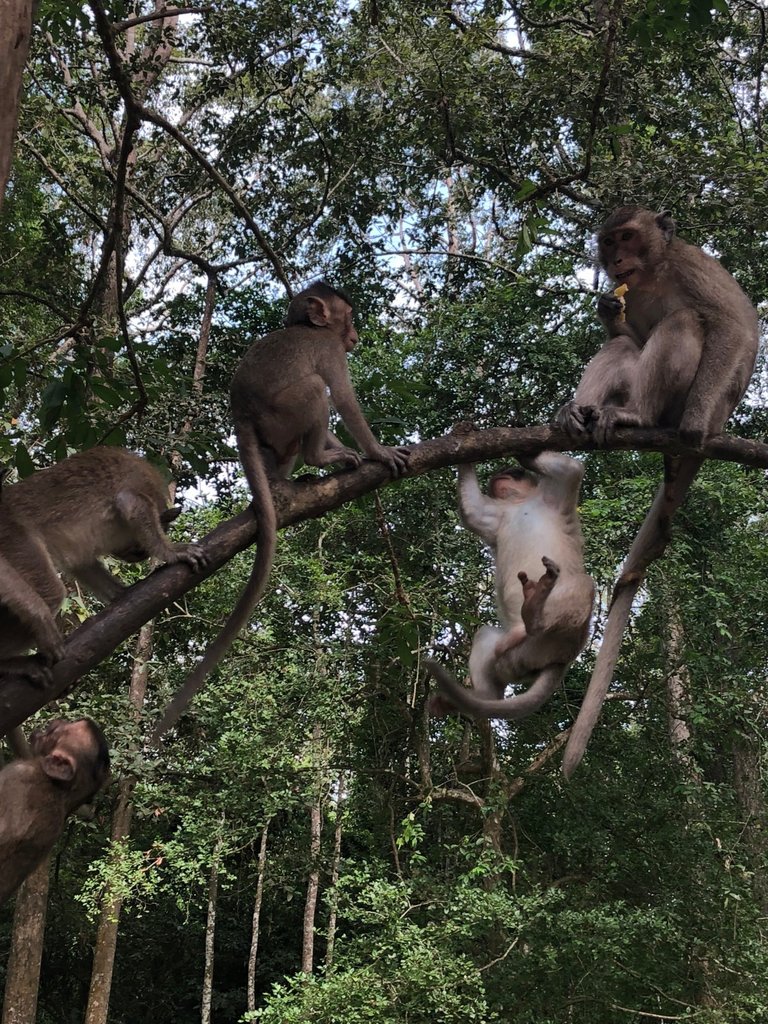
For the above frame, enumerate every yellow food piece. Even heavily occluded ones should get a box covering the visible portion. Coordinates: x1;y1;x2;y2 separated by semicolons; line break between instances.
613;282;629;322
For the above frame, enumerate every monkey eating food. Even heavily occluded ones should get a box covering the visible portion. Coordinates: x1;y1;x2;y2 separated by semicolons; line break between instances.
0;446;208;679
153;280;411;739
555;206;759;776
0;717;110;904
425;452;595;720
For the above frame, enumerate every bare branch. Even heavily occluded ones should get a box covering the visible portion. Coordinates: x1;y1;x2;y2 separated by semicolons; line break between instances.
1;424;767;734
113;6;210;32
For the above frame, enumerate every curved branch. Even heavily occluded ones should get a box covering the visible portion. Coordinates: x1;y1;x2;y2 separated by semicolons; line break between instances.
1;424;766;734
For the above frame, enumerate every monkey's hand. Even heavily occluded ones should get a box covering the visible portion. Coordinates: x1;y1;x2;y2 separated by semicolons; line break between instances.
167;543;209;573
554;401;595;437
596;291;626;324
368;444;411;477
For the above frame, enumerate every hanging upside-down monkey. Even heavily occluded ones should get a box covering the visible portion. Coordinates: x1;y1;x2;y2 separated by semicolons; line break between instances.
555;206;759;777
153;281;411;739
426;452;595;719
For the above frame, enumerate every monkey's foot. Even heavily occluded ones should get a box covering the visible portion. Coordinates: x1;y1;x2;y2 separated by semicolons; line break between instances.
370;445;411;478
554;401;595;438
541;556;561;580
678;424;707;450
329;446;364;469
170;544;209;572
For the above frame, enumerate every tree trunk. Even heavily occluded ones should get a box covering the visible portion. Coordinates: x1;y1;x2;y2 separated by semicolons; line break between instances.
85;267;214;1021
84;620;153;1024
1;855;51;1024
324;774;346;970
246;819;271;1014
201;830;223;1024
301;723;324;974
0;0;37;212
732;733;768;915
662;599;698;778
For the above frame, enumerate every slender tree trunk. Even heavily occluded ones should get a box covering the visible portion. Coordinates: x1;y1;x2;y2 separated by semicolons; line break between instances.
301;724;324;974
663;601;698;777
85;257;216;1023
246;818;271;1014
325;774;346;970
1;856;50;1024
201;829;223;1024
84;621;153;1024
0;0;37;212
732;733;768;915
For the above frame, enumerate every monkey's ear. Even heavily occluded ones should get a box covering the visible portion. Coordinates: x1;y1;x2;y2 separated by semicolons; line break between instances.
304;296;331;328
41;752;76;783
161;505;183;525
656;210;675;242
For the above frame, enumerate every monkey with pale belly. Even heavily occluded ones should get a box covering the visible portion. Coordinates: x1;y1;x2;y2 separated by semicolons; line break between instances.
427;452;595;719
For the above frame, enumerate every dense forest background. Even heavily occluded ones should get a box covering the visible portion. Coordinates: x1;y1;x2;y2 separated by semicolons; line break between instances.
1;1;768;1021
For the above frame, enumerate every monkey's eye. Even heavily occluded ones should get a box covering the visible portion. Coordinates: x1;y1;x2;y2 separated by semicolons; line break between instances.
621;231;633;241
603;237;614;247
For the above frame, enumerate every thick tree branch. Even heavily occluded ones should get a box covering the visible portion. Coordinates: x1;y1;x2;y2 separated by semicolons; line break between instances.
1;425;767;734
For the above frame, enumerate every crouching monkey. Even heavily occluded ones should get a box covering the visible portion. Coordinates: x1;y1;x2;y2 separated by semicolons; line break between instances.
153;281;411;740
0;447;208;681
425;452;595;719
555;206;759;777
0;718;110;904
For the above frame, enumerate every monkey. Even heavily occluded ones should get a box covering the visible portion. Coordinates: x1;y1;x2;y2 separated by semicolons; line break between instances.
0;717;110;904
0;446;208;680
152;281;411;740
554;206;759;777
425;452;595;720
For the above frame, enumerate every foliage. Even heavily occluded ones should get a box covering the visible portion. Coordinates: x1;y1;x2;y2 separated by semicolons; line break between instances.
2;1;768;1022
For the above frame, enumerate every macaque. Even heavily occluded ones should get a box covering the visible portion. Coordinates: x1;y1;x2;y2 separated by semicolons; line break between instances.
555;207;759;777
153;281;411;740
0;718;110;904
425;453;595;719
0;446;207;679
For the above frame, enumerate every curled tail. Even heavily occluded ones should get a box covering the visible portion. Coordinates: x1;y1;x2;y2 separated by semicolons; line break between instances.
425;658;567;721
152;428;277;743
562;456;702;779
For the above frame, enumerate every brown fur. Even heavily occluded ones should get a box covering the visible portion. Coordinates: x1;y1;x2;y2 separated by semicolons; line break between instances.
152;281;410;740
0;718;110;904
555;207;758;777
426;452;595;720
0;446;207;678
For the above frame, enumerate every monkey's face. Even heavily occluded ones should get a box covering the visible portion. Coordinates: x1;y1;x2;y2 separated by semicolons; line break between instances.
599;210;672;287
599;221;648;286
334;299;359;353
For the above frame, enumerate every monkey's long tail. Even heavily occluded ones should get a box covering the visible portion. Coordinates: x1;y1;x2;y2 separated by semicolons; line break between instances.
424;659;567;720
151;434;277;744
561;456;702;779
